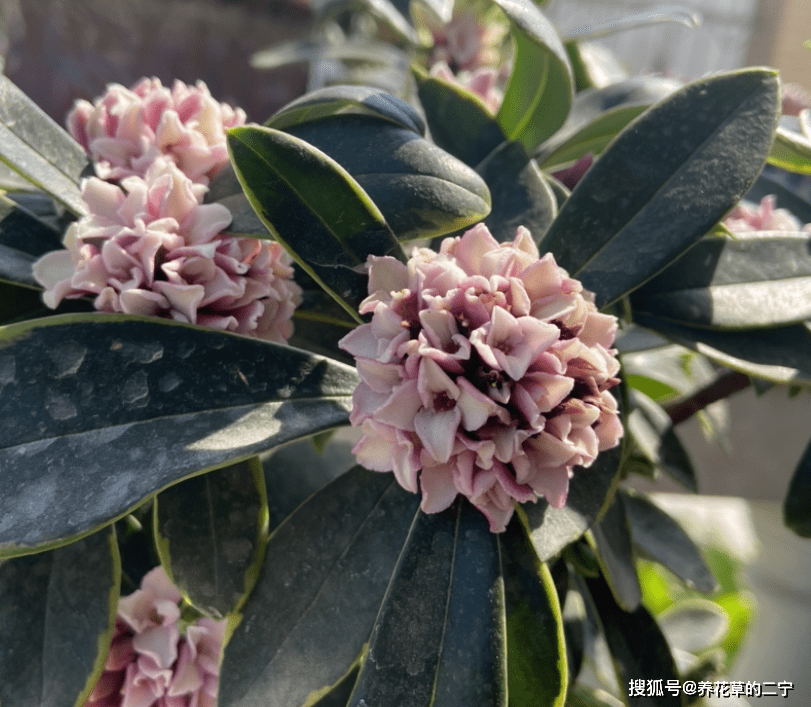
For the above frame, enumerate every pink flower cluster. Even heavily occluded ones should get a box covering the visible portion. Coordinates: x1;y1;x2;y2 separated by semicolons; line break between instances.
340;224;623;532
85;567;225;707
68;78;246;184
723;195;811;234
34;79;301;342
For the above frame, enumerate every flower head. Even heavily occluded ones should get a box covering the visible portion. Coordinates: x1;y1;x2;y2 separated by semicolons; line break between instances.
339;224;623;532
33;159;301;342
68;77;246;183
85;566;225;707
723;195;811;234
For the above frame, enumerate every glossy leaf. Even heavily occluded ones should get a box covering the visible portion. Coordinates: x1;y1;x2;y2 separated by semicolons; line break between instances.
658;599;729;654
477;140;557;241
218;466;421;707
282;114;491;241
494;0;573;151
154;456;269;618
348;500;507;707
632;234;811;329
0;527;119;707
622;490;717;592
539;69;781;308
588;495;641;612
0;76;87;216
585;575;681;706
627;390;697;491
565;41;629;92
414;68;506;167
536;76;680;168
634;313;811;386
0;314;358;557
502;522;567;707
288;290;357;364
227;124;402;320
0;243;38;289
517;442;623;561
267;84;425;135
784;434;811;537
768;125;811;175
564;6;700;42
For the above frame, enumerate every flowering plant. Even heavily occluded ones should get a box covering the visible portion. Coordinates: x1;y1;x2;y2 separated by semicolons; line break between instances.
2;1;811;706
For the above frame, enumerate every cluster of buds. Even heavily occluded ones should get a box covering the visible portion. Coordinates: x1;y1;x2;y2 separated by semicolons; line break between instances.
34;78;301;342
340;225;623;532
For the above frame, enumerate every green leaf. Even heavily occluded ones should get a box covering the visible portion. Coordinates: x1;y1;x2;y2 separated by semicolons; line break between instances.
413;68;507;167
588;495;641;612
584;574;681;707
0;76;87;216
218;466;421;707
658;598;729;654
536;76;680;168
227;124;402;320
767;125;811;175
632;234;811;329
634;314;811;386
348;500;507;707
564;6;700;42
517;441;623;561
477;140;557;241
627;390;697;491
538;69;781;308
0;314;358;557
502;523;567;707
565;41;629;92
0;527;120;707
288;288;358;364
494;0;574;151
0;281;48;324
784;434;811;537
622;490;717;592
267;84;426;135
154;456;269;619
282;114;491;241
319;0;419;44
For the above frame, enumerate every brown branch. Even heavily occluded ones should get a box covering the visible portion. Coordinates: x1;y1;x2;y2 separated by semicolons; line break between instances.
664;370;751;426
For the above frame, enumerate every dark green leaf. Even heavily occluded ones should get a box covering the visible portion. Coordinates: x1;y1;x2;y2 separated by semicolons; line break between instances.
0;281;48;324
218;466;420;707
477;140;557;241
227;124;402;320
283;115;491;241
502;522;567;707
0;243;38;289
0;192;62;255
768;126;811;175
154;456;269;618
0;527;119;707
588;495;641;612
517;442;623;561
539;69;781;308
309;664;361;707
632;234;811;329
288;288;358;364
584;574;681;707
622;490;717;592
627;390;697;491
565;41;629;92
267;84;426;135
413;68;507;167
0;76;87;216
263;434;357;530
536;76;680;168
319;0;419;44
784;434;811;537
348;501;507;707
634;313;811;386
0;314;358;557
494;0;574;150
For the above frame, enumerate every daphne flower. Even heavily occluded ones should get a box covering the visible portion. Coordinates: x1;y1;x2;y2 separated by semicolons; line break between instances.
68;77;246;184
340;224;623;532
33;159;301;342
85;566;225;707
723;194;811;233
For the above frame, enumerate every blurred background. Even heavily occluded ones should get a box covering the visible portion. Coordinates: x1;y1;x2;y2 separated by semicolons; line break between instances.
0;0;809;703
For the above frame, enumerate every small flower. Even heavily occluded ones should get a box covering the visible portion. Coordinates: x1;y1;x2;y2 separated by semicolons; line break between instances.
429;62;505;114
723;195;811;233
68;77;246;184
339;224;623;532
85;566;225;707
33;159;302;342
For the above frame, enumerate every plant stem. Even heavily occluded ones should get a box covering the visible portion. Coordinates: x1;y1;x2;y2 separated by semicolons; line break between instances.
664;370;751;425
